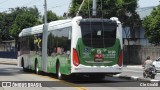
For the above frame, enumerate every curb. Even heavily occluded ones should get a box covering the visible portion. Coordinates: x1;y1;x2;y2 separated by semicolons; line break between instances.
0;62;17;65
0;58;17;65
112;74;160;82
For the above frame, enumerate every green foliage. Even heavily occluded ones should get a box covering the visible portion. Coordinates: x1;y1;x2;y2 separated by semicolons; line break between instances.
0;6;41;42
69;0;140;43
43;10;59;23
9;12;39;39
69;0;83;17
9;7;40;39
142;6;160;45
0;12;15;41
1;6;62;42
69;0;140;26
58;16;64;20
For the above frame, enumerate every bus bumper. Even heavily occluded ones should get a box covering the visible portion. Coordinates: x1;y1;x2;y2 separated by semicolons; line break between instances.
71;64;122;74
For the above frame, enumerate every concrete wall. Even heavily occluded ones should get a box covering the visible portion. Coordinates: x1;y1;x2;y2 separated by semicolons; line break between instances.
123;45;160;65
0;40;17;59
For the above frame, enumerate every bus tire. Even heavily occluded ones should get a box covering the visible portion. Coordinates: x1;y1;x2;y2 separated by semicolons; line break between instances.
56;62;64;80
35;60;39;74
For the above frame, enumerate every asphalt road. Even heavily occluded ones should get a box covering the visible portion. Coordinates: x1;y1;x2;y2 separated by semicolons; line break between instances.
122;66;160;80
0;64;160;90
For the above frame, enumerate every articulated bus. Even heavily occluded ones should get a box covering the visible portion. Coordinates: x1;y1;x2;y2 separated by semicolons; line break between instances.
18;16;123;79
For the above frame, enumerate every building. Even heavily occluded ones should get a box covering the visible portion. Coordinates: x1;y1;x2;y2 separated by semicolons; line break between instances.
123;6;157;46
0;40;16;52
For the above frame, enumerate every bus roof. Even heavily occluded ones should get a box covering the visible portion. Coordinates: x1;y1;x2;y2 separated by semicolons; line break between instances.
18;16;120;37
19;19;72;37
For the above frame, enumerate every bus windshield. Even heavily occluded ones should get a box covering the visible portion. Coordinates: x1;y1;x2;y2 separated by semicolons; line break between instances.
80;20;117;48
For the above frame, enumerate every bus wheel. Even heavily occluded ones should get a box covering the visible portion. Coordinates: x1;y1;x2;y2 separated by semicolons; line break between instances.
35;61;39;74
56;63;64;80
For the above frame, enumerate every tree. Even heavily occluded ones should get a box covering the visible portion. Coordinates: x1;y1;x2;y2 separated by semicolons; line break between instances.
0;12;15;41
69;0;141;45
9;12;39;39
0;29;2;43
8;7;41;50
0;6;41;42
0;13;3;43
43;10;59;23
9;7;41;38
69;0;137;19
142;6;160;45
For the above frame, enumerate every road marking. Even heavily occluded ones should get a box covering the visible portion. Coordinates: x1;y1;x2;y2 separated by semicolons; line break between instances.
113;74;120;77
131;76;139;80
32;74;88;90
123;69;160;75
150;79;160;82
59;80;87;90
123;70;142;73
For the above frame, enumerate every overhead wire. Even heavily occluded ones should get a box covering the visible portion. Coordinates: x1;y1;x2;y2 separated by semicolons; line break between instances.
136;6;158;12
0;0;9;8
0;0;9;5
22;0;40;6
88;0;92;46
76;0;85;16
65;0;72;18
100;0;105;47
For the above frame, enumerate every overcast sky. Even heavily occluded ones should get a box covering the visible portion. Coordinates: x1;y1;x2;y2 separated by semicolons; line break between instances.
0;0;159;16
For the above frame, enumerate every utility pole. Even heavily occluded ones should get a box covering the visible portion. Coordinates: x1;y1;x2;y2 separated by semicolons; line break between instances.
92;0;97;16
42;0;48;72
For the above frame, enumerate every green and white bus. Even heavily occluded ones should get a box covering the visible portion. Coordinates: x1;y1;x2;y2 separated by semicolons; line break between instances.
18;16;123;79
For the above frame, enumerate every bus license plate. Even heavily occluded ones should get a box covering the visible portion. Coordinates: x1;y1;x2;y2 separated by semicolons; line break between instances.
94;54;103;62
94;58;103;62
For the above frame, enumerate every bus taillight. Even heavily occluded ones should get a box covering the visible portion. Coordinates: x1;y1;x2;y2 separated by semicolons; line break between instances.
118;51;123;66
73;48;80;66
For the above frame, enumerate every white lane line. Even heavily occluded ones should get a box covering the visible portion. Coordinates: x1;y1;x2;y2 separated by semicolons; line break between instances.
123;70;160;75
131;76;139;80
150;79;160;82
113;74;121;77
123;70;142;73
125;66;142;69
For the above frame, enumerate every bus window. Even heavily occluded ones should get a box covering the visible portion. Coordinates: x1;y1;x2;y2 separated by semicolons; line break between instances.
80;21;117;48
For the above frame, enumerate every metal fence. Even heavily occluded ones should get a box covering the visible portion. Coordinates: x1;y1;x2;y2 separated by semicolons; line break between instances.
123;45;160;65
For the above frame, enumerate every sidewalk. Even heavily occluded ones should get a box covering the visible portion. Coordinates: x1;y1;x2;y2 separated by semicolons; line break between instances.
124;65;143;69
114;65;160;82
0;58;17;65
